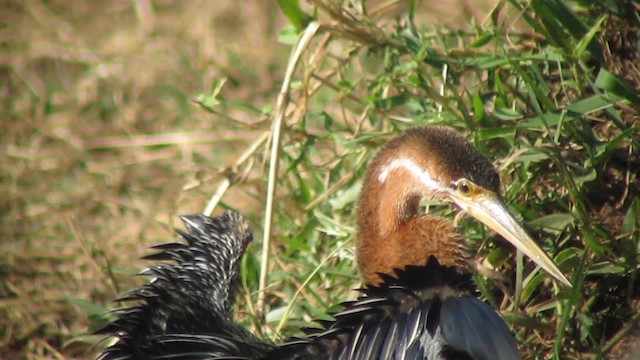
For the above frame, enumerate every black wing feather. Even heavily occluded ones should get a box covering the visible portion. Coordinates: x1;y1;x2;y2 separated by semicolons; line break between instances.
265;257;519;360
96;211;271;360
440;296;520;360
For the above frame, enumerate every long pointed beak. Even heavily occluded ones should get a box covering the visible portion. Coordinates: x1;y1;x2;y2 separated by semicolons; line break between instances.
451;190;571;287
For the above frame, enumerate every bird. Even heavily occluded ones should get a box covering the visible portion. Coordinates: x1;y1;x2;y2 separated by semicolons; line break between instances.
96;126;570;360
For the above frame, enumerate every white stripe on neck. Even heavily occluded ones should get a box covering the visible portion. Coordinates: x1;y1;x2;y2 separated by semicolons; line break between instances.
377;158;443;192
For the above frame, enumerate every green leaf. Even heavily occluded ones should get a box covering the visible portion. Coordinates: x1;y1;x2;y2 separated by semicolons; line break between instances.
594;69;640;104
329;182;361;211
513;149;549;164
529;213;574;231
587;262;628;275
503;313;555;331
521;268;546;303
282;234;312;252
261;104;274;115
520;111;576;128
265;305;288;324
470;32;493;48
278;25;299;45
277;0;314;32
566;94;615;114
195;94;220;108
471;93;485;121
303;301;334;322
578;312;595;342
574;15;606;59
574;168;597;185
373;93;411;110
67;297;110;316
544;0;587;38
486;247;509;268
621;197;639;235
526;53;565;62
313;210;351;237
555;247;583;270
583;228;605;256
530;0;572;51
195;78;227;109
476;127;516;140
591;127;635;166
468;56;509;69
494;107;523;121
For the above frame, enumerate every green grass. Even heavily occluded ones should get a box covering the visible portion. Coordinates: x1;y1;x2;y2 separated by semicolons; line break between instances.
215;1;639;358
2;0;639;358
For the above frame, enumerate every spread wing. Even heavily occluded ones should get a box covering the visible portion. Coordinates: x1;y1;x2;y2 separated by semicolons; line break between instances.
265;261;520;360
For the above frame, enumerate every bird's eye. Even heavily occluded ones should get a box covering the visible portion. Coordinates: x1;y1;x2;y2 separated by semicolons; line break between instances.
457;180;471;194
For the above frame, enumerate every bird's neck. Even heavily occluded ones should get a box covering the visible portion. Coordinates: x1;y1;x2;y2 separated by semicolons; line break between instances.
356;167;468;286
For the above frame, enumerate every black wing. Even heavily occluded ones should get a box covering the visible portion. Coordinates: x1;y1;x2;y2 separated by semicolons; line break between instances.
264;258;520;360
96;211;271;360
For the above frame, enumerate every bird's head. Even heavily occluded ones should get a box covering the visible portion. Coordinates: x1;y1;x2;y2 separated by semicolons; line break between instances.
356;126;570;287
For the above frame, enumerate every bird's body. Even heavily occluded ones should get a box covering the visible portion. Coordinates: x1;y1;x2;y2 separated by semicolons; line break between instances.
97;126;569;360
98;222;518;360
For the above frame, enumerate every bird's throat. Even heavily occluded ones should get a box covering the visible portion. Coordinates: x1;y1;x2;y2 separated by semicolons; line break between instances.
356;176;468;285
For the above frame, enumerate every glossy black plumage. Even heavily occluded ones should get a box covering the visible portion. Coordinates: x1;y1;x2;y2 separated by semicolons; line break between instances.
96;211;272;360
265;260;519;360
97;211;520;360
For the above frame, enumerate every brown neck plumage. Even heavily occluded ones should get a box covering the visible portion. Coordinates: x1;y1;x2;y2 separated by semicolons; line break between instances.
355;144;469;286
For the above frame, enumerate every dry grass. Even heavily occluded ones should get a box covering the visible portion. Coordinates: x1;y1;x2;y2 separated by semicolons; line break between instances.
1;1;285;358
